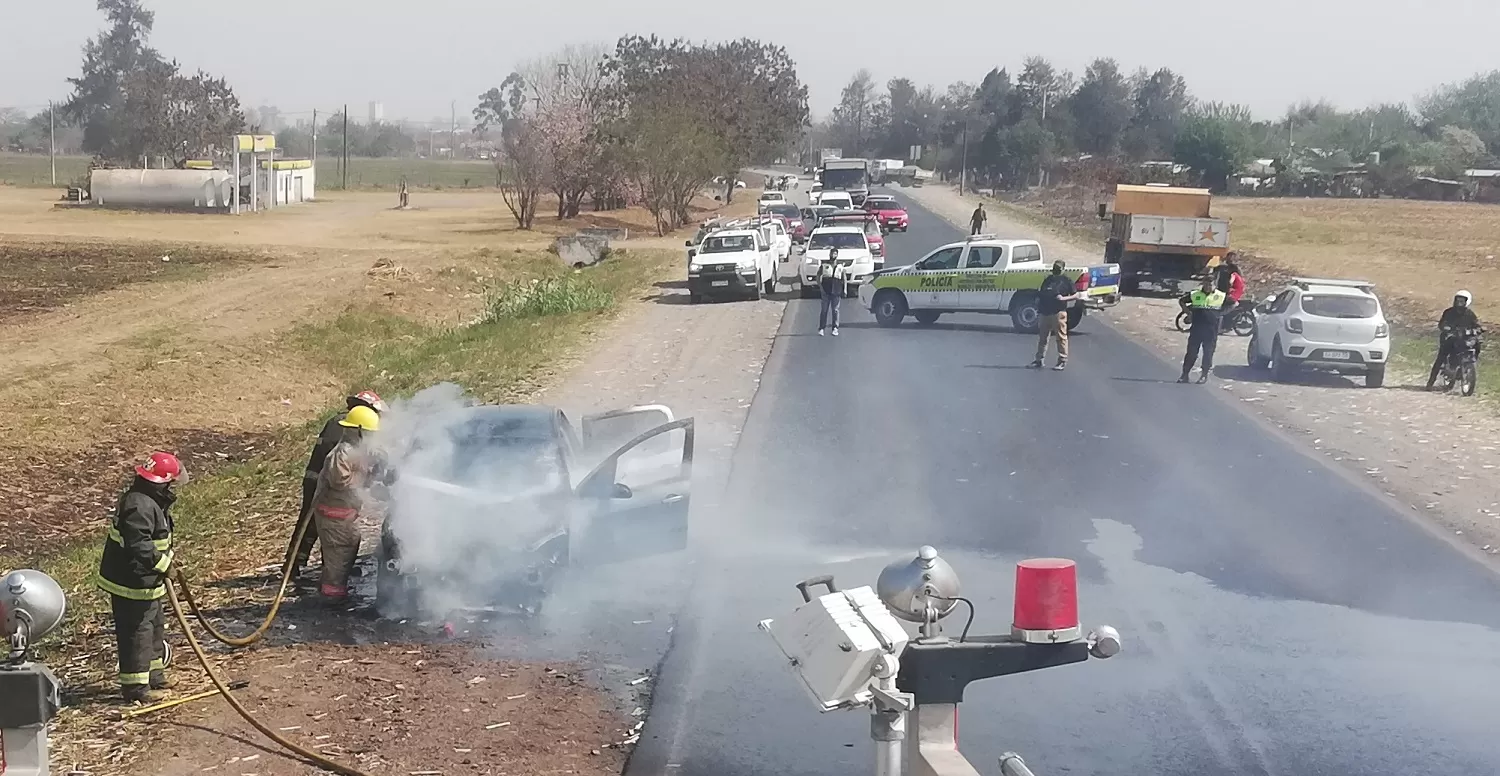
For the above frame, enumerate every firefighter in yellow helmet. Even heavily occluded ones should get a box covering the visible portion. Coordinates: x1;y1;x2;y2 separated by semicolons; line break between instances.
307;405;383;607
288;390;386;584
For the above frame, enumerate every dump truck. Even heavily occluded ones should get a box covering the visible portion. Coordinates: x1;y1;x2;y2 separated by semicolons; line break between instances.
1100;184;1231;294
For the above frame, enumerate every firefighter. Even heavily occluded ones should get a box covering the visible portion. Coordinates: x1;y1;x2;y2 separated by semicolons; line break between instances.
96;452;183;703
288;390;386;583
308;405;382;607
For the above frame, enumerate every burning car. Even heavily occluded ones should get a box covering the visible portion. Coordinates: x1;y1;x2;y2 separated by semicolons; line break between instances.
375;402;693;620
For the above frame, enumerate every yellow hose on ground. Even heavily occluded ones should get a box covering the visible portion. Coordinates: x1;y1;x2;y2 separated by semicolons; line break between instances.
173;506;313;647
165;576;373;776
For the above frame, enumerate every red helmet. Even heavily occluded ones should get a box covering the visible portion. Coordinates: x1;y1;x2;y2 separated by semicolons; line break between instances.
349;390;387;414
136;452;183;484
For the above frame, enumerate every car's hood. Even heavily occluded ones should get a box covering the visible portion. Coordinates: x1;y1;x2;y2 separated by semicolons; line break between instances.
803;250;872;264
871;208;907;218
396;472;567;505
871;263;916;277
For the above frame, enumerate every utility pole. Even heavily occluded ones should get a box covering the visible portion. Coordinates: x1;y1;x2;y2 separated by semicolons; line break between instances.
958;120;969;196
311;108;318;165
48;101;56;186
451;101;457;160
342;104;349;190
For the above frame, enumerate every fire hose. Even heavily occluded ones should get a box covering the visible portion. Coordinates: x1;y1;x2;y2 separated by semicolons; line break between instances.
161;510;376;776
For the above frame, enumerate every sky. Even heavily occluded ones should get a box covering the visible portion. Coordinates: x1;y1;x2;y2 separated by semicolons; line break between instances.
4;0;1499;126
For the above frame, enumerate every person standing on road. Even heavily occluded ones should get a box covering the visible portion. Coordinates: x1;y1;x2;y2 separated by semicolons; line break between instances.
308;405;383;607
1030;260;1084;371
818;246;847;337
96;452;183;703
970;204;987;236
287;390;386;586
1179;276;1227;384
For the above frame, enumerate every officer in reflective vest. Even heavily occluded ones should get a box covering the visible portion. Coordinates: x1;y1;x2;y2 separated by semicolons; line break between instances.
1179;276;1227;384
96;452;183;703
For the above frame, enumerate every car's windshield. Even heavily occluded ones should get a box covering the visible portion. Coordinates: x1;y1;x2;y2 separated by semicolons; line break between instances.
826;217;879;236
822;168;865;189
403;412;567;491
767;204;800;219
1301;294;1379;319
869;198;901;210
808;232;866;250
701;234;756;253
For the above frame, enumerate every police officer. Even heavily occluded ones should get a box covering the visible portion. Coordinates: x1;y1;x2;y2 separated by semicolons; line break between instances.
970;204;987;236
817;246;847;337
1179;276;1227;384
288;390;386;583
97;452;183;703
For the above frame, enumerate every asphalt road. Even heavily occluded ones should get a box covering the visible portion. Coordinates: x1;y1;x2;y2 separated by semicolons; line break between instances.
624;190;1500;776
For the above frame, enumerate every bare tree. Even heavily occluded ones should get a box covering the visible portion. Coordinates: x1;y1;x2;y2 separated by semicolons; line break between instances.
624;98;727;235
496;119;546;229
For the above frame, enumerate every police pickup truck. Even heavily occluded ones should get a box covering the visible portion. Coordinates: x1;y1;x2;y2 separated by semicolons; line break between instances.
857;235;1121;331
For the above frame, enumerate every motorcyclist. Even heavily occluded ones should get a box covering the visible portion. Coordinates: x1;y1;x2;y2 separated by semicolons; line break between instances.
1216;255;1246;332
1427;290;1483;390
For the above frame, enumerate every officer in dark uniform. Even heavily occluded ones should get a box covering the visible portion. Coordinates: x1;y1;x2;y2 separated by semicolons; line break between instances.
287;390;386;581
96;452;183;703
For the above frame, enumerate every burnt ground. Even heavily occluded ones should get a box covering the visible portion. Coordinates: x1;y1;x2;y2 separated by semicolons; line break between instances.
0;239;260;320
0;427;275;558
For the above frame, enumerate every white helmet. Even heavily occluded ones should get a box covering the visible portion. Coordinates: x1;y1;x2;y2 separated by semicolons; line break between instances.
1456;290;1473;306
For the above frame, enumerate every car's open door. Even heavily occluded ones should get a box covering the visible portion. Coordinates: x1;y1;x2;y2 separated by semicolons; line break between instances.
580;405;676;472
571;418;694;566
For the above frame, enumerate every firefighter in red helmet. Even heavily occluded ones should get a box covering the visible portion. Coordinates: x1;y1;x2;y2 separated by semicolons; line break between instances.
286;390;386;585
96;451;184;703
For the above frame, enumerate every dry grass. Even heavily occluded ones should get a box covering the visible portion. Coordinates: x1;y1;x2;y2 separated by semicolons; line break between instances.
1215;197;1500;323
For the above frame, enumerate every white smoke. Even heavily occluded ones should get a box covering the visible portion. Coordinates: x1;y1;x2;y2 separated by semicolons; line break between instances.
370;383;573;621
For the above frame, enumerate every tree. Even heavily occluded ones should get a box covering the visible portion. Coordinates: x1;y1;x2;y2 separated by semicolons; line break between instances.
496;119;546;229
1419;71;1500;152
1174;104;1253;190
1124;68;1190;160
601;35;809;203
64;0;161;160
1069;58;1132;155
622;96;727;234
63;0;245;165
829;69;878;153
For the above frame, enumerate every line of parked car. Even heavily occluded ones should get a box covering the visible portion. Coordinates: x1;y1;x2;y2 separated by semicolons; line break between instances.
681;180;915;304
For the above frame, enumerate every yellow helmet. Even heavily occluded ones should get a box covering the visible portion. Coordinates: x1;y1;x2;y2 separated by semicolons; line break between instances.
338;405;380;432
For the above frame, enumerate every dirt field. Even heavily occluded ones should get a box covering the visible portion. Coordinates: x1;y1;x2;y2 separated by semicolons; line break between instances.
0;177;760;775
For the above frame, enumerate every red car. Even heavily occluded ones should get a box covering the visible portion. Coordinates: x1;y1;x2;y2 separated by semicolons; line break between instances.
762;203;807;242
863;194;908;232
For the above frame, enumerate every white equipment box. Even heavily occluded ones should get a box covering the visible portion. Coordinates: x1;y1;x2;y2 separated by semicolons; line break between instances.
760;586;910;711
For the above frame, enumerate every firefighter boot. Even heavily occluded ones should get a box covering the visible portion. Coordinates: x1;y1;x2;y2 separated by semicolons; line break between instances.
123;685;170;704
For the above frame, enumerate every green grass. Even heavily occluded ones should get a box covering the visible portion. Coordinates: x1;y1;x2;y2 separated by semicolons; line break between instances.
0;248;673;665
0;152;498;190
1389;325;1497;401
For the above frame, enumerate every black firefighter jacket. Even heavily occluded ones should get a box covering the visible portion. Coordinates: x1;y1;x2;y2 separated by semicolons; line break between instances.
305;412;349;482
96;481;176;600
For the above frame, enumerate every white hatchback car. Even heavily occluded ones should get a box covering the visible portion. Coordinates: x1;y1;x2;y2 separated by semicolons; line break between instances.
1247;277;1391;387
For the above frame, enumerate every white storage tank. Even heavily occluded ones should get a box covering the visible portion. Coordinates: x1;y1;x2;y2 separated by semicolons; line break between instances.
90;169;234;209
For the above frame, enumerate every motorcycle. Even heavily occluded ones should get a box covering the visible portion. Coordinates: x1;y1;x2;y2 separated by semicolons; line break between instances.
1434;325;1482;396
1175;297;1255;336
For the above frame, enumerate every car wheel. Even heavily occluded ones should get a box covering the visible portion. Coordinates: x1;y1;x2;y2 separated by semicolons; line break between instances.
689;293;701;304
749;272;763;301
1247;333;1271;370
1009;293;1042;333
1271;341;1295;382
872;290;908;327
1067;306;1085;332
913;310;942;325
1366;365;1387;389
800;283;818;299
764;275;777;295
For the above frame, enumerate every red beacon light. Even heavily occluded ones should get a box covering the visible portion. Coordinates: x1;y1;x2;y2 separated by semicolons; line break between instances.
1011;558;1083;644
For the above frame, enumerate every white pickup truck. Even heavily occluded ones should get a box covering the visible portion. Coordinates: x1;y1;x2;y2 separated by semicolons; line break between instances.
687;228;778;303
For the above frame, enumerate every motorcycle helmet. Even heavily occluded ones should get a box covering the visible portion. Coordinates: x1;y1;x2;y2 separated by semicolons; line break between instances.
1456;290;1473;307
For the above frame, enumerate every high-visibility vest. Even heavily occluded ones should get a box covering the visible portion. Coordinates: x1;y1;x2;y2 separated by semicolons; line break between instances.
1190;289;1226;309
